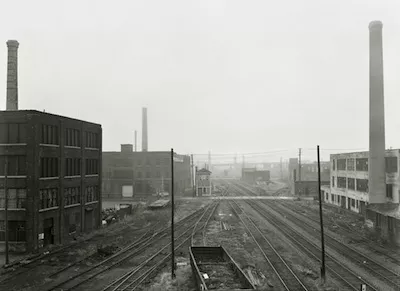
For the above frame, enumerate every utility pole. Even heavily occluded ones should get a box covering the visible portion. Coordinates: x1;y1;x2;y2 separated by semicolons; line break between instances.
317;145;326;282
4;157;9;265
298;148;302;181
280;157;283;181
191;154;195;196
170;149;176;279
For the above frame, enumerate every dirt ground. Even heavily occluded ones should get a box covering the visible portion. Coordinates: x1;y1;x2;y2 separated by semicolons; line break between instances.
0;198;211;291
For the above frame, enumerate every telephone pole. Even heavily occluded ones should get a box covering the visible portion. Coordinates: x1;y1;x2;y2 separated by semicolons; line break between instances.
4;157;9;265
298;148;302;181
317;145;326;282
191;154;195;196
170;149;176;279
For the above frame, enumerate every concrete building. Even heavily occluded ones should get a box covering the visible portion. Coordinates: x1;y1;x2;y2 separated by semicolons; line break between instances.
102;146;192;203
196;168;212;196
0;110;102;252
322;150;399;213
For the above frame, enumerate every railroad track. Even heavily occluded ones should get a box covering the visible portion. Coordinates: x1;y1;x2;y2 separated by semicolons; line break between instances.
229;200;310;291
101;201;219;291
278;200;400;263
41;204;211;291
246;200;387;291
191;200;219;246
262;200;400;290
0;220;152;285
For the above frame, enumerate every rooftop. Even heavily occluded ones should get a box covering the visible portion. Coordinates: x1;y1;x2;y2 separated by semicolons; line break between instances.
368;203;400;219
0;109;101;126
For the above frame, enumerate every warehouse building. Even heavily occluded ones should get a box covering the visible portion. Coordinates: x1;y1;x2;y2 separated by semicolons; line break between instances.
0;110;102;252
102;146;192;203
241;168;270;184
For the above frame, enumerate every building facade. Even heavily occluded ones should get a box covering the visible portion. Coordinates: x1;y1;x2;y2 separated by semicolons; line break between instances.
322;150;399;214
0;110;102;253
241;168;270;184
196;168;212;196
102;147;192;203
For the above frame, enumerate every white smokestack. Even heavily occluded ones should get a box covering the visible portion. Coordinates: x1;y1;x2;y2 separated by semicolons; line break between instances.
6;40;19;110
142;107;148;152
368;20;386;204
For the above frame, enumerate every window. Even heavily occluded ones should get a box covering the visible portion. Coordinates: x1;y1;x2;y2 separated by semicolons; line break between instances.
85;131;99;148
337;159;346;171
347;178;355;190
325;192;328;200
41;124;59;145
0;156;27;176
65;128;81;147
146;172;151;178
0;221;26;242
0;123;27;144
386;184;393;199
347;158;355;171
64;187;81;206
356;200;359;208
356;158;368;171
356;179;368;192
85;186;98;203
331;194;335;203
385;157;398;173
331;176;335;187
40;157;59;177
332;159;335;170
137;171;142;178
65;158;81;176
85;159;99;175
39;188;59;209
351;199;355;207
337;177;346;188
0;188;26;209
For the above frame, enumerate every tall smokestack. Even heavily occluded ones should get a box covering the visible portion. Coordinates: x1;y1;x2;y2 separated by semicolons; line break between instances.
6;40;19;110
368;20;386;204
142;107;148;152
134;130;137;152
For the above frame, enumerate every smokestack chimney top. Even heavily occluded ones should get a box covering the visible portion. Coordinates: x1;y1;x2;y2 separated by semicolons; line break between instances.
369;20;383;30
7;40;19;47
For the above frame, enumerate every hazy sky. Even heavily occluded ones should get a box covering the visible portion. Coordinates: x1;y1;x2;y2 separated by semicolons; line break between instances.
1;0;400;162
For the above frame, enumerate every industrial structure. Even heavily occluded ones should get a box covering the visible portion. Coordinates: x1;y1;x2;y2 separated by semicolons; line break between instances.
321;21;400;246
0;40;102;253
241;167;270;185
102;108;192;204
195;168;212;196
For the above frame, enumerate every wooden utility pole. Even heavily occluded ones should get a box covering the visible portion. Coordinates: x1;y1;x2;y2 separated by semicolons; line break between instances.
317;145;326;282
4;157;9;265
298;148;302;181
191;154;195;196
280;157;283;181
170;149;176;279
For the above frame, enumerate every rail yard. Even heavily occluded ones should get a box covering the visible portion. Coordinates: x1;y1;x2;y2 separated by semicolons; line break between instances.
0;179;397;291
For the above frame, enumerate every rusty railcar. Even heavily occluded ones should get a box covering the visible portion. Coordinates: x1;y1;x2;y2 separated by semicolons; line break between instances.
189;246;256;291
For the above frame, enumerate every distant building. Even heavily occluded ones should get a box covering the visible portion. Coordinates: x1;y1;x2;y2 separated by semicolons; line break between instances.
241;168;270;184
0;110;102;253
102;146;192;203
196;168;212;196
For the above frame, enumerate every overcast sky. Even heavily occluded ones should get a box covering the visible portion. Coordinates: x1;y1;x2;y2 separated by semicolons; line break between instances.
1;0;400;162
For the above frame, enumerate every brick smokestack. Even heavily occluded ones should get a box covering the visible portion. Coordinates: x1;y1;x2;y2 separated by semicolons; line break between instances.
142;107;148;152
6;40;19;110
368;20;386;204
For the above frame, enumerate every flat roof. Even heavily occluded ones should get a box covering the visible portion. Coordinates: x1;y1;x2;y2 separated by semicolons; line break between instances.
0;109;101;126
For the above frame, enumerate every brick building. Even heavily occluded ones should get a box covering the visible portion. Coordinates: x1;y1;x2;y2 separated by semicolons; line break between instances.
0;110;102;252
102;146;192;203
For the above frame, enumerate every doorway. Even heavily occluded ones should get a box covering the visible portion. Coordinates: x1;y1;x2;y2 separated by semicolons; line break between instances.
43;218;54;246
85;209;93;232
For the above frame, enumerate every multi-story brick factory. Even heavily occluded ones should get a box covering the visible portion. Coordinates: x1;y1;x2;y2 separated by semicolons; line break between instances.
0;41;102;253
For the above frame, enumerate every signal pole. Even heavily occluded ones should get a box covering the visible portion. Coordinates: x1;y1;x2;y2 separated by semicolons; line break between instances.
298;148;302;181
4;157;9;265
317;145;326;282
170;149;175;279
